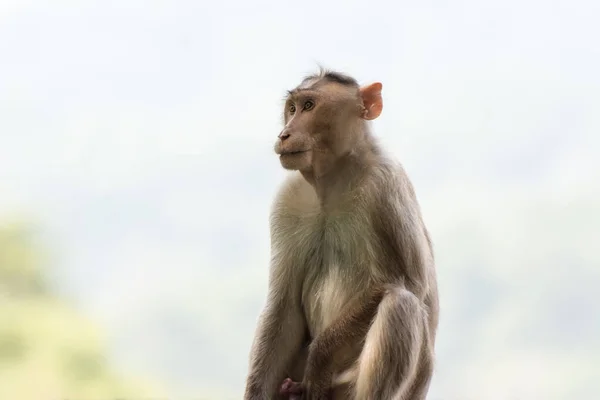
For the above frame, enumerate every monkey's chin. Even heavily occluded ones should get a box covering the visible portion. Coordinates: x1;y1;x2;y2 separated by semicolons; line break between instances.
279;151;311;170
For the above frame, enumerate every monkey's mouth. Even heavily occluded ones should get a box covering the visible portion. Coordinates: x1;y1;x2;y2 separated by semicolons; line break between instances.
280;150;309;156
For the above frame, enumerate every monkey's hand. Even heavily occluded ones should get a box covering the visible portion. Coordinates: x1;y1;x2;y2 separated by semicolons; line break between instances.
279;376;331;400
280;378;303;400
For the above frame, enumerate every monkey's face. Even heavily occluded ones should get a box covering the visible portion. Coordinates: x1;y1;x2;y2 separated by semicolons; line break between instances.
274;83;362;172
274;96;315;171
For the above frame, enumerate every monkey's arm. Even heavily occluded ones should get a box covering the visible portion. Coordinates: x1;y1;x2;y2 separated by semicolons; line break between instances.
296;287;387;398
374;178;434;299
307;287;386;370
244;255;307;399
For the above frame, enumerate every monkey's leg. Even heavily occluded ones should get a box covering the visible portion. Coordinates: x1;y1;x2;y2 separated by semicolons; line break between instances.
353;287;433;400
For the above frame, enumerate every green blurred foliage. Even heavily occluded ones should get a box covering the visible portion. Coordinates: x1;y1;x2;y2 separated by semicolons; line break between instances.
0;221;164;400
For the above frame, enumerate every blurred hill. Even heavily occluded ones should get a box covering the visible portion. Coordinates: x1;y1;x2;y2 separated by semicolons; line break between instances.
0;221;165;400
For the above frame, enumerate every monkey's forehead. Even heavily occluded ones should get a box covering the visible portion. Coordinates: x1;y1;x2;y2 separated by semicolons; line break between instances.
286;84;358;103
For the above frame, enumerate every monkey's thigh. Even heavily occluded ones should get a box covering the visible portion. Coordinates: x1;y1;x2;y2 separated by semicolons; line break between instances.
353;288;433;400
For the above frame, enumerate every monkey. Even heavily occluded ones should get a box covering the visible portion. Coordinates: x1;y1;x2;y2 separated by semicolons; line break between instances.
244;68;439;400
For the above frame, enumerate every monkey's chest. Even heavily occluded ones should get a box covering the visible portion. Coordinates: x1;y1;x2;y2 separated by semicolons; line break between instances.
299;221;375;337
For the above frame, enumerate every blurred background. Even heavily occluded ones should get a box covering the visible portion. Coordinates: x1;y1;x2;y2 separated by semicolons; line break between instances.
1;0;599;399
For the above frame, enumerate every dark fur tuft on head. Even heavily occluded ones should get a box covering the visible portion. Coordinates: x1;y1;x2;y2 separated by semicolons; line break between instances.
302;66;359;88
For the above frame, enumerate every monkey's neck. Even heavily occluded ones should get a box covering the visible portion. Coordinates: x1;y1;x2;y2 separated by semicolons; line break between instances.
302;135;380;206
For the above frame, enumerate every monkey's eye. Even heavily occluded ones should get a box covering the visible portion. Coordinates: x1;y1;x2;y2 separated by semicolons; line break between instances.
303;100;314;111
289;104;296;114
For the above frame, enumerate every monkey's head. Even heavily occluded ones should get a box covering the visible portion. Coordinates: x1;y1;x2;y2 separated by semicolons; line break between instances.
274;69;383;174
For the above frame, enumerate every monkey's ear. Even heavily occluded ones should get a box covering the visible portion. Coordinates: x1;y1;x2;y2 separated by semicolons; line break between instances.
360;82;383;120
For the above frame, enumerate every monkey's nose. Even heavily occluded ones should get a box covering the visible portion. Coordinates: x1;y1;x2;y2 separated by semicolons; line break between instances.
278;130;291;141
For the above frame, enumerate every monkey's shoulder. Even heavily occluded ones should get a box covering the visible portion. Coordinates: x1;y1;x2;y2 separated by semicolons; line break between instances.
368;160;420;209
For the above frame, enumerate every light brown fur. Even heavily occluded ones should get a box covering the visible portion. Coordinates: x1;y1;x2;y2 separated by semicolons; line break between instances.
245;69;439;400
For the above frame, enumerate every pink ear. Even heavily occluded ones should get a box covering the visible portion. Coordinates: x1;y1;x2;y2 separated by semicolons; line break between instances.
359;82;383;120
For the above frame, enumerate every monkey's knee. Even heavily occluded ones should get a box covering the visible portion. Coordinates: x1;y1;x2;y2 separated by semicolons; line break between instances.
389;286;421;307
383;287;427;328
389;288;430;360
